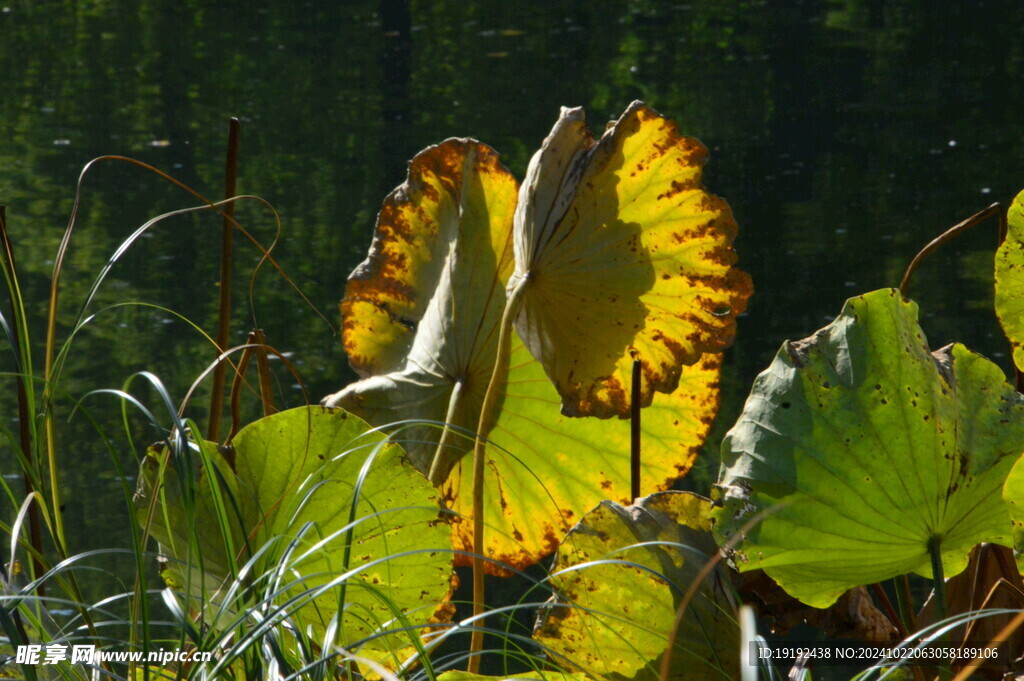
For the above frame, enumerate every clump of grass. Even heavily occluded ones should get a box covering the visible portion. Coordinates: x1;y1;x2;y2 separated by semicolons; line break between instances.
0;127;339;679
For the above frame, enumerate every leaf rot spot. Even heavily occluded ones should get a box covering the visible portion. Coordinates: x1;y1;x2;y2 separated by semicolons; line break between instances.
657;178;697;201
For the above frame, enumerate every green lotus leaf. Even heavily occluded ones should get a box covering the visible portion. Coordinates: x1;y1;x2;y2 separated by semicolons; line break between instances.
715;289;1024;607
136;437;244;603
534;491;738;681
994;188;1024;371
324;139;722;573
1004;453;1024;573
135;406;454;665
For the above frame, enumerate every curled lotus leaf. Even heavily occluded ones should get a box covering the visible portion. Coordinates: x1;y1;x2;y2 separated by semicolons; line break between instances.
534;491;738;681
715;289;1024;608
342;138;518;378
509;101;752;418
135;406;454;666
324;137;722;573
994;188;1024;372
325;139;518;480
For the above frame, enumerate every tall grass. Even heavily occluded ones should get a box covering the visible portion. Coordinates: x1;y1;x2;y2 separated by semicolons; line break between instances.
0;151;570;681
0;148;358;679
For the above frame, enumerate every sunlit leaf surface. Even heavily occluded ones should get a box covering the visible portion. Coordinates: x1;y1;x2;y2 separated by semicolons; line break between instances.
716;289;1024;607
1004;454;1024;574
509;101;751;418
994;188;1024;372
136;407;454;665
436;672;587;681
535;491;738;681
441;346;721;572
324;136;722;573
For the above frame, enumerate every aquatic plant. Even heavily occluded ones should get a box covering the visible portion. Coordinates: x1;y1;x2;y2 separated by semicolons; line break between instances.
2;105;1023;681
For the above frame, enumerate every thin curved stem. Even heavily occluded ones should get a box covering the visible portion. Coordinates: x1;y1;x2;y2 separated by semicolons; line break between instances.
467;279;527;673
428;378;465;486
253;328;276;416
226;333;258;449
950;608;1024;681
898;203;1003;296
898;203;1022;391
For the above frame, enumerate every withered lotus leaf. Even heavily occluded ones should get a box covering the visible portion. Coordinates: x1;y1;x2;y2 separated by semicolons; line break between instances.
508;101;751;418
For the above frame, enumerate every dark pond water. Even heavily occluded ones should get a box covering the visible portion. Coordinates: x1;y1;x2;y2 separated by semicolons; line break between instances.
1;0;1023;610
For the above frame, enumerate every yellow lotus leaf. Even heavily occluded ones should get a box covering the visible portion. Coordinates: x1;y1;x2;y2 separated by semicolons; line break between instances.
342;138;517;377
509;101;752;418
325;138;518;482
324;136;723;573
440;345;722;573
535;491;738;680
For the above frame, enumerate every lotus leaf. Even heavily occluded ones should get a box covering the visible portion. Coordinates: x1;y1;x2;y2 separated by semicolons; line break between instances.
441;345;721;572
716;288;1024;608
324;140;722;573
340;139;518;381
1004;453;1024;573
137;438;243;603
136;406;454;665
509;101;751;418
436;673;587;681
994;188;1024;371
324;139;518;482
534;491;738;681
